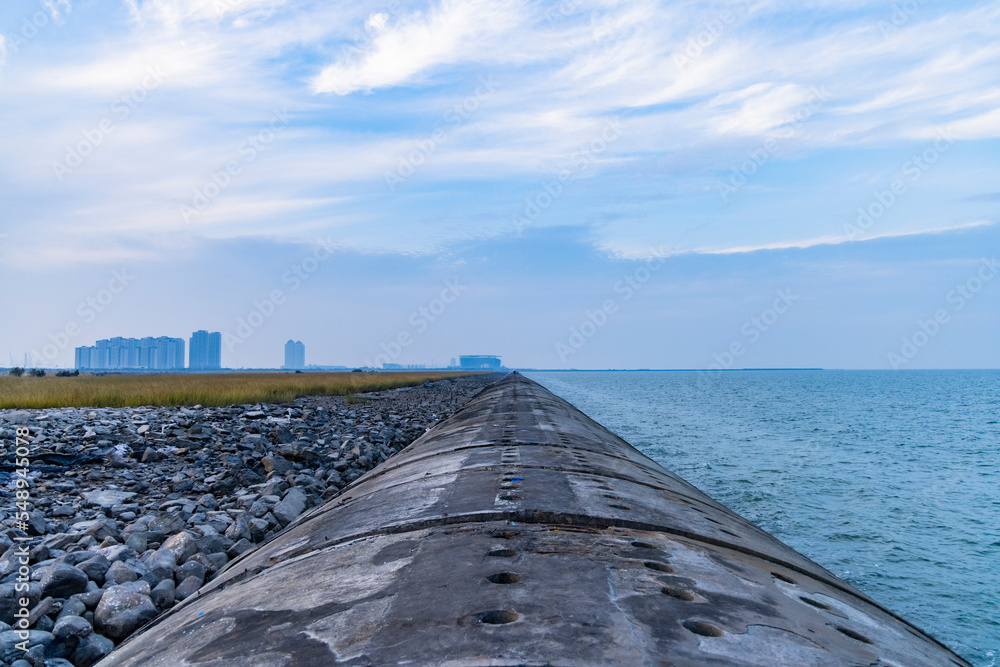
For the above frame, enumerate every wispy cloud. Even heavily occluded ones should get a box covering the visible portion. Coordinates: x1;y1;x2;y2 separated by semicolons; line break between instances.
312;0;527;94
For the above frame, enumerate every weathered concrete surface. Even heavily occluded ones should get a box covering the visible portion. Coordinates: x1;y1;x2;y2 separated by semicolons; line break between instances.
98;373;970;666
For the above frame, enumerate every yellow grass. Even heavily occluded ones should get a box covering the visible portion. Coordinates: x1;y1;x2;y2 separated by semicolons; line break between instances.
0;372;484;410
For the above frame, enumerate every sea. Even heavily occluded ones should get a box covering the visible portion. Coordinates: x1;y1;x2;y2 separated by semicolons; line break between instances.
525;370;998;666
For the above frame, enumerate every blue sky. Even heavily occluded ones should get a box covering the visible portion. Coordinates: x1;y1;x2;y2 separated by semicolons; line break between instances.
1;0;998;369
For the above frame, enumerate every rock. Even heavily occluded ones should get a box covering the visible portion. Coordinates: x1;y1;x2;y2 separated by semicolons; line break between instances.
25;512;47;536
51;505;74;519
72;632;114;667
147;514;186;537
57;598;86;620
87;519;121;542
77;555;111;585
160;532;198;564
80;490;136;510
53;614;93;638
198;494;219;511
124;533;147;553
226;538;254;559
140;448;162;463
175;561;206;586
105;560;137;584
262;455;294;474
174;575;202;601
272;426;295;444
195;533;232;555
94;586;157;641
224;515;251;542
73;589;104;610
272;487;307;526
120;580;151;597
249;498;271;518
26;596;55;627
150;579;174;610
40;562;89;599
98;544;136;564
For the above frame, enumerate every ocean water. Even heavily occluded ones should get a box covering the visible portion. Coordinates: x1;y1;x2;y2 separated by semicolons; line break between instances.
525;370;999;666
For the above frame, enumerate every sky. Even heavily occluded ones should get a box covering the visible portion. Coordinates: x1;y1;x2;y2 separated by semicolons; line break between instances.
0;0;998;370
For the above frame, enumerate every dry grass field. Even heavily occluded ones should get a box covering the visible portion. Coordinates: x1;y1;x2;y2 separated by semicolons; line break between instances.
0;371;483;409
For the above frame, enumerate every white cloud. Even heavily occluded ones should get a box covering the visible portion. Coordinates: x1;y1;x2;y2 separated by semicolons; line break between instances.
312;0;527;94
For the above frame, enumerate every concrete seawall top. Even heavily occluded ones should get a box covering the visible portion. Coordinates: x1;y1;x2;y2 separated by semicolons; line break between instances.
99;372;969;666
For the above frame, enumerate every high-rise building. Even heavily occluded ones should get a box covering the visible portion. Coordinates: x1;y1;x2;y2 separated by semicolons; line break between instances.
75;336;185;370
459;355;502;370
189;330;222;370
284;340;305;369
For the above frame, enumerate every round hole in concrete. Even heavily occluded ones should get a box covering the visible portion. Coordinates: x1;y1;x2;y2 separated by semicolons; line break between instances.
683;620;723;637
771;572;796;584
836;626;872;644
644;561;675;573
477;610;518;624
631;541;659;550
799;596;831;610
486;549;518;558
661;586;695;601
487;572;521;584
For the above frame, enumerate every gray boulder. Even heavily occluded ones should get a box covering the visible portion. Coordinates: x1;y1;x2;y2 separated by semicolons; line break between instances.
174;576;202;601
40;562;89;599
150;579;174;610
94;585;158;641
53;614;93;638
104;560;137;585
72;632;114;667
159;532;198;564
272;488;307;526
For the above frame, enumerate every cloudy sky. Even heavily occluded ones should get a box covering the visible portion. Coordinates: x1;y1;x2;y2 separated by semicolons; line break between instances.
1;0;997;369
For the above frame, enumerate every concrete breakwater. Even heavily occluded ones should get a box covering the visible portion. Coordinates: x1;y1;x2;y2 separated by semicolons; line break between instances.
98;373;968;666
0;374;499;666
